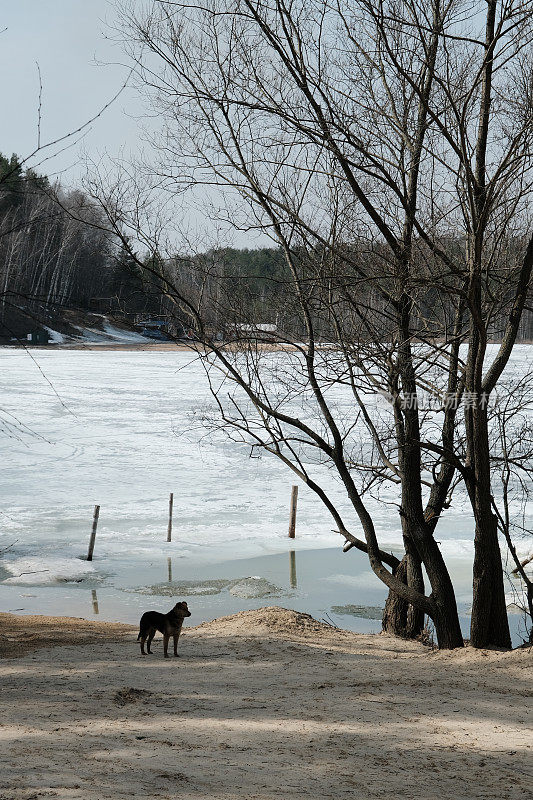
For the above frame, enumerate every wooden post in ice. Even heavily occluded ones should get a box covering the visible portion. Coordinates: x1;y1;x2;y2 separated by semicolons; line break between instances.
87;505;100;561
167;493;174;542
288;485;298;539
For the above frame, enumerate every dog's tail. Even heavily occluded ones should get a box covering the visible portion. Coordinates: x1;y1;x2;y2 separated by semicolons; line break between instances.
137;630;142;641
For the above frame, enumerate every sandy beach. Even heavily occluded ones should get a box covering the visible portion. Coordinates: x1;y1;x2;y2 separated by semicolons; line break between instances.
0;607;531;800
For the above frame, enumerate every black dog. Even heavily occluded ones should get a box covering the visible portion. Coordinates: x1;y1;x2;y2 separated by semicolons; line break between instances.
137;601;191;658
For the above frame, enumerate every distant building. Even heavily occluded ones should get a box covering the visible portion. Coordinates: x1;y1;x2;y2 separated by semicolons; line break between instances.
134;318;172;341
234;323;277;336
27;329;50;345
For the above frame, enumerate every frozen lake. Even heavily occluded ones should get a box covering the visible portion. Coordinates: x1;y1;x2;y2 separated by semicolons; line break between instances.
0;347;530;643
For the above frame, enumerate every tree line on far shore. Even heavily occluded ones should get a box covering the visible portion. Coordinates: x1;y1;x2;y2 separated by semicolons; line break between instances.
3;152;533;346
0;153;293;337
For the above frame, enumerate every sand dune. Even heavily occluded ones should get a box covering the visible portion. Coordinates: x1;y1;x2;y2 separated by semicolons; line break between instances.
0;607;531;800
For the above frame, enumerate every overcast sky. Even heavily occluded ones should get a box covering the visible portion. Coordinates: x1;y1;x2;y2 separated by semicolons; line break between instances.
1;1;144;183
0;2;270;249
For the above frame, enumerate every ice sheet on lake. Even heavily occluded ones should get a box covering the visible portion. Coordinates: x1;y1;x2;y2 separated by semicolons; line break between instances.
2;557;97;585
0;345;531;605
331;604;384;620
228;577;281;598
126;576;284;599
128;579;231;597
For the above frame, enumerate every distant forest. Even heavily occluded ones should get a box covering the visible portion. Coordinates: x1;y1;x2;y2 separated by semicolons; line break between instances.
0;152;290;340
2;152;533;341
0;152;133;338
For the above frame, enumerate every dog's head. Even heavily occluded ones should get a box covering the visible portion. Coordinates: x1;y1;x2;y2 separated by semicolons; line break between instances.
173;601;191;617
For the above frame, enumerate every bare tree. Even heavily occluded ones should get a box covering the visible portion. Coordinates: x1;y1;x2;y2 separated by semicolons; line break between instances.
96;0;533;648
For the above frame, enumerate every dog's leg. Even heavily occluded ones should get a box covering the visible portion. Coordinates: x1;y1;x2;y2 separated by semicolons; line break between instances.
147;629;155;654
173;633;180;657
163;633;170;658
140;634;148;655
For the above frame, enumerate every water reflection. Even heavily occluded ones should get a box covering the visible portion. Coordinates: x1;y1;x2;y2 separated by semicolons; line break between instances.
289;550;297;588
91;589;99;615
167;557;172;583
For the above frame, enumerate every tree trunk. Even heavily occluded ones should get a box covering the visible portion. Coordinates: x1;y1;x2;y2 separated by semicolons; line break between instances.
414;526;465;649
432;603;466;649
382;549;425;639
466;403;512;649
470;511;512;648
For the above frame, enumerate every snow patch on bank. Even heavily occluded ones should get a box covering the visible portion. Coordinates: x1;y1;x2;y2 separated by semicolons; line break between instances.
43;326;66;344
71;323;151;344
102;322;153;343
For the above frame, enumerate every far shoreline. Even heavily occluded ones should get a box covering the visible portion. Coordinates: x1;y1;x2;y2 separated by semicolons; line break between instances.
3;338;533;352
